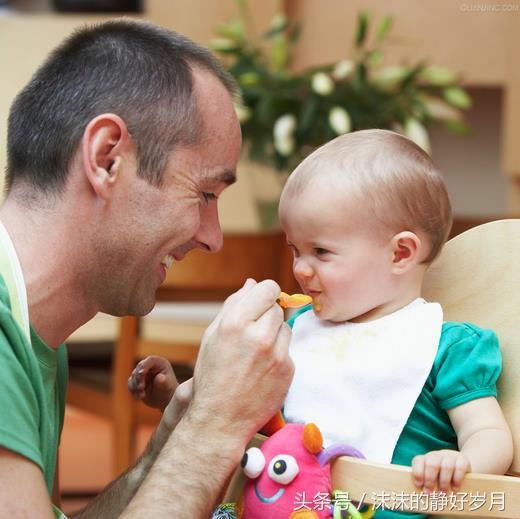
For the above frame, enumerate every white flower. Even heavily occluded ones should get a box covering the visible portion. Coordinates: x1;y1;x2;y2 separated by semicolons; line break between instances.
311;72;334;96
269;13;287;32
328;107;352;135
274;114;297;141
418;94;462;122
404;118;431;153
234;103;251;123
274;114;297;156
274;136;295;156
332;60;355;80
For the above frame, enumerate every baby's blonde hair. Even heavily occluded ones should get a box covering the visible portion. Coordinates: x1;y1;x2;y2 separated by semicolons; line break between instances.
282;129;452;263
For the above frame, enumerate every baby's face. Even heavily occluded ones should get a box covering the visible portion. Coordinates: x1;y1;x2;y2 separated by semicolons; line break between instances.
280;185;398;323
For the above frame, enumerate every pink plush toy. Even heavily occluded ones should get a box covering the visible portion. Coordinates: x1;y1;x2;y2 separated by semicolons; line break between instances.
238;423;373;519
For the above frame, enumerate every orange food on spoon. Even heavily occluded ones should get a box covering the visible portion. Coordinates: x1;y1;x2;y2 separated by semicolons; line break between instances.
277;291;313;309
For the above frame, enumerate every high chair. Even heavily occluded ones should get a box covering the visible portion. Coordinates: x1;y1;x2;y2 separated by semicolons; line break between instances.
225;219;520;518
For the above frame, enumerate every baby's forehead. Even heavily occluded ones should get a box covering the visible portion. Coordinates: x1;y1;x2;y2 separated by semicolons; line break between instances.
281;161;365;211
280;180;372;234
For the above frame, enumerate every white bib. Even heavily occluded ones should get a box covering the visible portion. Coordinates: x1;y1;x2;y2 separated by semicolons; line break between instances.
284;298;443;463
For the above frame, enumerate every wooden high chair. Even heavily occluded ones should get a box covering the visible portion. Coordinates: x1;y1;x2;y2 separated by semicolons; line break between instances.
225;220;520;518
67;232;297;476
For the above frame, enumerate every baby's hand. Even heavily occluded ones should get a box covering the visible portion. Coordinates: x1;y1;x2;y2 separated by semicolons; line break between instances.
128;355;179;410
412;449;471;493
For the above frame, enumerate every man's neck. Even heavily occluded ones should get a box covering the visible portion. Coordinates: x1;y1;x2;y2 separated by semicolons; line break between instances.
0;196;97;347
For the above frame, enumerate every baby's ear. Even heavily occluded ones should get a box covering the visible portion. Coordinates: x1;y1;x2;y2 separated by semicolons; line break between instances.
390;231;422;273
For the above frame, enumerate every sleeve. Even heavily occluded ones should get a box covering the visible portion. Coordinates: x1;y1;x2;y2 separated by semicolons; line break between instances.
57;344;69;442
432;322;501;410
0;325;43;470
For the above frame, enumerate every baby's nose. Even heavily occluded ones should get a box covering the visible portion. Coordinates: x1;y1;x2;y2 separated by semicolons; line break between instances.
293;258;313;279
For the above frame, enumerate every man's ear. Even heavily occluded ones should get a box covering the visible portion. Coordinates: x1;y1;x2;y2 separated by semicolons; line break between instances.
81;114;133;200
390;231;422;273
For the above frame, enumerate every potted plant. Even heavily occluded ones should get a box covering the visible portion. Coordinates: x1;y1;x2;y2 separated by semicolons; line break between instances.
211;1;471;227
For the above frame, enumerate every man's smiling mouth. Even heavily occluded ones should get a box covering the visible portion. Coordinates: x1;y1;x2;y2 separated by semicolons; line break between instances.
161;254;174;270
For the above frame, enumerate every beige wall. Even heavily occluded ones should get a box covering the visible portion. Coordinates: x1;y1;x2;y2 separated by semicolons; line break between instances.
289;0;511;86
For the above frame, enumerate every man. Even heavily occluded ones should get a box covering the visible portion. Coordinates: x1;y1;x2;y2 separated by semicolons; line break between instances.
0;19;293;517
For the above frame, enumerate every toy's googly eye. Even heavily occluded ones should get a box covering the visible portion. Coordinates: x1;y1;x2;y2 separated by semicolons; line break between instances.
241;447;265;479
267;454;299;484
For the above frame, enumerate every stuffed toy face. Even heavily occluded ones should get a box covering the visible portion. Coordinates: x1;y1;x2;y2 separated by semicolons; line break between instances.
240;423;333;518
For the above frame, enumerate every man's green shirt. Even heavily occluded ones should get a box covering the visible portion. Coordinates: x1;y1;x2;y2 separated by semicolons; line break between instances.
0;275;68;496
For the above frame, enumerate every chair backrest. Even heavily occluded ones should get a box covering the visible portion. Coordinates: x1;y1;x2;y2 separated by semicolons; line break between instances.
423;219;520;474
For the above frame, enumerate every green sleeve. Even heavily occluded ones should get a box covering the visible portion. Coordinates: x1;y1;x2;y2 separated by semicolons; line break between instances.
431;322;501;410
0;324;43;471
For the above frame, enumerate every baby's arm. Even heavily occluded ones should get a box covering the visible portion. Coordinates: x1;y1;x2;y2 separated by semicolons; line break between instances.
412;396;513;493
128;355;179;410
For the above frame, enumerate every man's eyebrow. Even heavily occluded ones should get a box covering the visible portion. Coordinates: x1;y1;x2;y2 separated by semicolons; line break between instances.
211;169;237;186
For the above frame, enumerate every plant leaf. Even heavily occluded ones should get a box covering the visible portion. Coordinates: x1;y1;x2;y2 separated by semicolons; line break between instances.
443;87;472;109
375;15;393;42
355;11;370;48
299;96;320;134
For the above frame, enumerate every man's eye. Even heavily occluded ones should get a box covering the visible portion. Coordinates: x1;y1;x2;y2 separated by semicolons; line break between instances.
202;192;217;203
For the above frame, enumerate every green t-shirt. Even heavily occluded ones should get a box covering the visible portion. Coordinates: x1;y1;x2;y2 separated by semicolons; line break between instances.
0;275;68;497
287;306;501;519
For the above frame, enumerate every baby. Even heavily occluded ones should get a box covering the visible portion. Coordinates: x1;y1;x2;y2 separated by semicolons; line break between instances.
129;130;513;516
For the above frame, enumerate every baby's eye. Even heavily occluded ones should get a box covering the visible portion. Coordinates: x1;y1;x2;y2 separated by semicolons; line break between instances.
241;447;265;479
314;247;329;256
267;454;299;485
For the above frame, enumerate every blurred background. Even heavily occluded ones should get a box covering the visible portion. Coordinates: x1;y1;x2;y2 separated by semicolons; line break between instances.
1;0;519;514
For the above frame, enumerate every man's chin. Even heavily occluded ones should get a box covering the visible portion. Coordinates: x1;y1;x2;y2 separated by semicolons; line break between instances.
101;297;156;318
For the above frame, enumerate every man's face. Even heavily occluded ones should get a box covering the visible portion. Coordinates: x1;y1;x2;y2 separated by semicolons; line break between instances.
95;69;242;316
280;185;397;323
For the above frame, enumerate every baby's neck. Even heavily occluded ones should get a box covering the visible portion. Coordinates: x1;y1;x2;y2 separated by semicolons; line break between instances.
349;272;425;323
349;292;422;324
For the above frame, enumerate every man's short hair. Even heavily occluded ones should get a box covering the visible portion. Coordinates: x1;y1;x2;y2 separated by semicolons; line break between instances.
6;19;237;196
283;129;453;263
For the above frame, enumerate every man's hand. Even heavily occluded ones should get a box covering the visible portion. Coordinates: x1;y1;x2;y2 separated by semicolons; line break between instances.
412;449;471;493
191;278;293;444
119;279;293;519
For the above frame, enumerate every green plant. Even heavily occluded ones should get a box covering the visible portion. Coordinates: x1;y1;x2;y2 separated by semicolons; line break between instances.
211;2;471;172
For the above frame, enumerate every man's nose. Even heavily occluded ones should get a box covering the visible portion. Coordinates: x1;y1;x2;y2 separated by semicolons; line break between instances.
194;202;223;253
